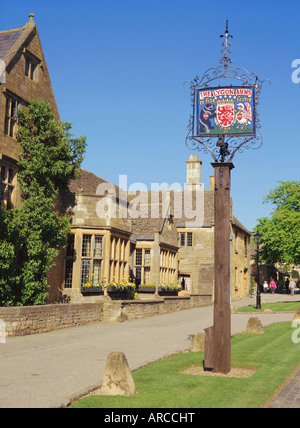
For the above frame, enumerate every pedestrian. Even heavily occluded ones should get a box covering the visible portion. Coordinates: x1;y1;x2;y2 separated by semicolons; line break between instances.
269;279;276;295
278;279;284;293
289;279;296;296
263;280;269;293
285;278;290;294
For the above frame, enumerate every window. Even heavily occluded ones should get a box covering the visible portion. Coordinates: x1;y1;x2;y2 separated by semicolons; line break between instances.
109;236;129;282
244;236;247;256
93;260;102;284
134;248;152;285
64;235;75;289
4;96;19;138
179;232;193;247
160;249;177;284
144;249;151;266
82;235;92;257
94;236;103;257
135;249;143;266
235;230;238;253
187;232;193;247
81;260;91;286
80;234;104;286
135;267;142;285
0;163;16;208
25;57;38;81
180;233;185;247
144;268;151;284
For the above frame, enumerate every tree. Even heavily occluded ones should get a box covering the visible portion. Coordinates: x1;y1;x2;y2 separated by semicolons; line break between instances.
256;181;300;266
0;99;86;306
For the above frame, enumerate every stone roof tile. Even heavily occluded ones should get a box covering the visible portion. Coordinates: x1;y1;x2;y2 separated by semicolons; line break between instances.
0;29;23;60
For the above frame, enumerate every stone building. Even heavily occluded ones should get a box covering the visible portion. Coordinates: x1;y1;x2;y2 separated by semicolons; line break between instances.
55;180;180;303
130;191;178;287
51;169;132;303
175;155;251;300
231;216;251;299
0;15;251;304
0;14;59;210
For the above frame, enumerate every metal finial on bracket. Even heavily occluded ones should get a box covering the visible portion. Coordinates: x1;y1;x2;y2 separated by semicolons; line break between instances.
220;19;233;75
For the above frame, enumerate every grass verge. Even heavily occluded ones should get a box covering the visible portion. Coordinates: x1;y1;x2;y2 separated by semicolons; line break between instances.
69;322;300;408
236;301;300;313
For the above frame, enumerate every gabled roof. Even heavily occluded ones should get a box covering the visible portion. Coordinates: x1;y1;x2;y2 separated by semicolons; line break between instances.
130;191;170;241
0;14;36;66
0;13;60;122
68;168;111;195
232;216;251;235
0;29;23;60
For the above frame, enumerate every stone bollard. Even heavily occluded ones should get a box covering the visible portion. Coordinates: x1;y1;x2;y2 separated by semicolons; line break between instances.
245;317;265;335
189;333;205;352
95;352;136;396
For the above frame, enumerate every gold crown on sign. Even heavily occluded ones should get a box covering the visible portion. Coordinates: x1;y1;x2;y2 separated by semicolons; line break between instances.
216;98;235;106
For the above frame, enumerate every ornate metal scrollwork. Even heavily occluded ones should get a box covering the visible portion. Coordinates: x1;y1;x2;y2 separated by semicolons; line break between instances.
185;20;270;163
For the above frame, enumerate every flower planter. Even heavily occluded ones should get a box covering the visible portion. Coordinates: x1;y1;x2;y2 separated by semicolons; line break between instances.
107;286;134;300
138;286;156;294
158;287;179;297
81;286;104;295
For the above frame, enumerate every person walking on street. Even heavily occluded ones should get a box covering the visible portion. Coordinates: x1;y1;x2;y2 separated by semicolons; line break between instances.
270;279;276;295
289;279;296;296
285;278;290;294
263;280;269;293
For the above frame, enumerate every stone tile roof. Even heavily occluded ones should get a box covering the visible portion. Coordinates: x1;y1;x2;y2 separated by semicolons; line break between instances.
67;170;250;239
0;29;23;60
232;216;251;235
68;169;111;195
129;191;169;240
169;189;214;228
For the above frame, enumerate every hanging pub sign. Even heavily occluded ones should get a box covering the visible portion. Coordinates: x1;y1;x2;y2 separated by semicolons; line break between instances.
196;86;256;137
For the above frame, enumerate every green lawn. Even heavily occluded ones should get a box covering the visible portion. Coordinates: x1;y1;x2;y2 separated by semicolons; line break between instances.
236;301;300;313
70;322;300;408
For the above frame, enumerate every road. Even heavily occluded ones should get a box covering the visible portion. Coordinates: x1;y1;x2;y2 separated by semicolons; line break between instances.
0;294;296;408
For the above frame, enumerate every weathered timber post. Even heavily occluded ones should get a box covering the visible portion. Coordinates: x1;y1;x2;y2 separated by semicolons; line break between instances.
185;20;267;374
212;162;234;374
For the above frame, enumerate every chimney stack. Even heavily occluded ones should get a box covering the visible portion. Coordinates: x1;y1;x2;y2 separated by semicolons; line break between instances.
185;155;202;190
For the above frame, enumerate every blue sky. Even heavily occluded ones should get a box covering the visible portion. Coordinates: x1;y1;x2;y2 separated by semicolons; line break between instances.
1;0;300;230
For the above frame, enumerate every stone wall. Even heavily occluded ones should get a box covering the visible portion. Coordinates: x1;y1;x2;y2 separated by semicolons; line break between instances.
0;294;212;337
104;295;212;322
0;303;104;337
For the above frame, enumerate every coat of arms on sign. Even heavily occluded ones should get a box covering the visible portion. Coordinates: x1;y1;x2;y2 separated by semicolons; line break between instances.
197;86;255;136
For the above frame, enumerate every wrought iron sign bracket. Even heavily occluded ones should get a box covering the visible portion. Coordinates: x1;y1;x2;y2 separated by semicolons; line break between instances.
185;20;270;163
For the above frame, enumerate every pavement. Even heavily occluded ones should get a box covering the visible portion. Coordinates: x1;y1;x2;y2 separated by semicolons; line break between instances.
0;293;299;408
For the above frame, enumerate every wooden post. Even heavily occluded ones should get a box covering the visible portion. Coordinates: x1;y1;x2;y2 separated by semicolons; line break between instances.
204;326;214;370
211;162;234;374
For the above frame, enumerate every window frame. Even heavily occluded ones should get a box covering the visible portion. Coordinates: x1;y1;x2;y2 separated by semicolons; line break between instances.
179;231;193;247
134;248;152;285
64;234;75;289
4;92;26;139
0;161;16;208
24;51;40;82
80;234;104;286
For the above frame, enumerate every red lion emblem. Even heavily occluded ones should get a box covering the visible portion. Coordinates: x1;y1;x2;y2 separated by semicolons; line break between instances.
217;105;234;128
